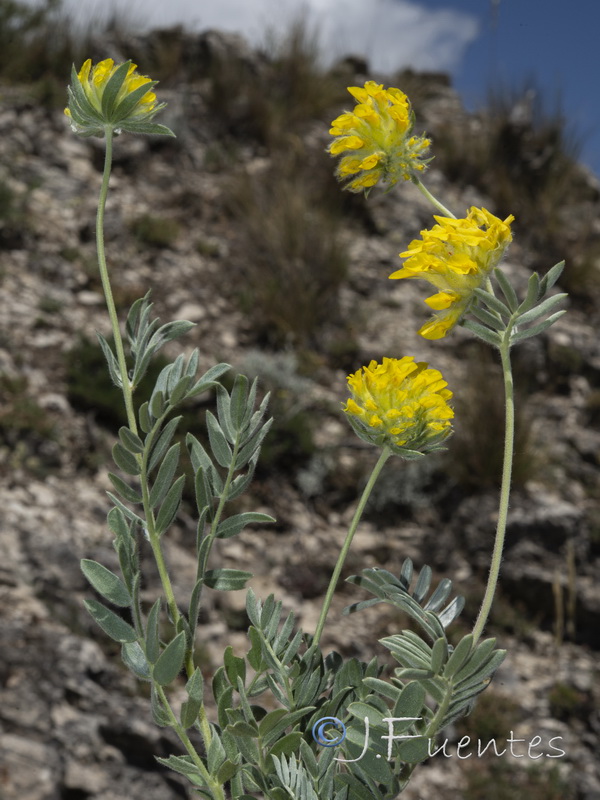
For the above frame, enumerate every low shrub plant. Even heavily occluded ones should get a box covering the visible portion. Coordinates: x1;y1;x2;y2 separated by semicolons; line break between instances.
67;60;567;799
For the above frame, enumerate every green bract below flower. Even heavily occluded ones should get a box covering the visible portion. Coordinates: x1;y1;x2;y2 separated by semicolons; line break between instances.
343;356;454;458
65;58;175;138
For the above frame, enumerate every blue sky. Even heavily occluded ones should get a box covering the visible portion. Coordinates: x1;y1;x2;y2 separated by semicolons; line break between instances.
26;0;600;175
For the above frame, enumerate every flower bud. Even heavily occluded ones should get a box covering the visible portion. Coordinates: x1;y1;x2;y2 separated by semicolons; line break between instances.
328;81;431;193
65;58;174;138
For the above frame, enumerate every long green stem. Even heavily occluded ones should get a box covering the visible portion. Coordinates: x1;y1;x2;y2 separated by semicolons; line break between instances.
471;334;514;644
96;129;183;650
96;127;137;434
313;447;392;646
413;178;456;219
96;126;216;787
155;684;225;800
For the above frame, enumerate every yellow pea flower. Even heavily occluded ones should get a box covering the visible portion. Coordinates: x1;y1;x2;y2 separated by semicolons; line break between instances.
328;81;431;193
390;207;514;339
343;357;453;457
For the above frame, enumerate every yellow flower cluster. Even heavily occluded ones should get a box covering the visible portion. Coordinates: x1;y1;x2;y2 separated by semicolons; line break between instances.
65;58;173;138
390;207;514;339
344;357;453;455
328;81;430;192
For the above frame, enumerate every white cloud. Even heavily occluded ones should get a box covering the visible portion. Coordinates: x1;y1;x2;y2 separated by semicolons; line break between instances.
24;0;479;75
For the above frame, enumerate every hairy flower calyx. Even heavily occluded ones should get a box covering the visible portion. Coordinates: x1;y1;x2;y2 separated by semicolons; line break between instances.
65;58;174;138
328;81;431;193
390;207;514;339
344;356;453;457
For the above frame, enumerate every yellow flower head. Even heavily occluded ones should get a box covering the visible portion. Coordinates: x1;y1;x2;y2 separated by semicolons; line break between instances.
328;81;431;193
65;58;174;138
343;356;453;457
390;207;514;339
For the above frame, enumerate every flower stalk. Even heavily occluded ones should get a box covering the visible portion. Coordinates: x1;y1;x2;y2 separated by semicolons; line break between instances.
314;447;392;645
472;326;515;644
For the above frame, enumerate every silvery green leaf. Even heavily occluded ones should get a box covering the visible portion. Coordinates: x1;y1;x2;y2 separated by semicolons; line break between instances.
395;667;434;680
412;565;432;604
461;319;502;347
150;390;165;419
106;492;144;525
223;645;246;686
493;267;519;311
471;305;507;332
185;348;199;378
268;732;303;761
118;426;144;454
423;578;452;612
186;433;213;472
515;293;567;326
108;473;143;504
153;630;186;685
362;677;402;703
84;597;137;642
149;442;180;508
156;754;207;781
430;637;448;674
203;568;253;591
167;354;185;393
194;467;212;516
511;310;567;343
400;558;414;585
148;320;195;352
188;362;231;397
517;271;541;313
226;458;258;500
396;736;431;764
170;375;193;405
207;731;227;774
539;260;565;295
81;559;131;607
216;386;234;443
443;634;474;678
186;666;204;702
206;410;233;468
216;512;275;539
150;685;171;727
112;441;140;476
155;475;185;535
437;595;465;628
473;287;511;319
453;637;497;685
122;640;151;680
229;374;250;431
381;637;430;670
107;506;131;540
96;332;122;387
125;291;152;342
180;696;202;730
145;597;161;664
235;417;273;470
149;416;182;473
241;378;259;429
138;401;152;433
